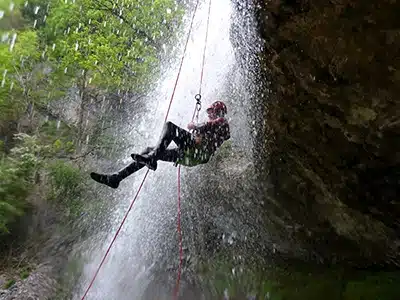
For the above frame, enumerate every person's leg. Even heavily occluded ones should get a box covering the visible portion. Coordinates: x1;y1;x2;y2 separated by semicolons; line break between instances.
157;148;182;163
90;162;144;189
90;147;154;188
131;122;193;170
158;121;194;150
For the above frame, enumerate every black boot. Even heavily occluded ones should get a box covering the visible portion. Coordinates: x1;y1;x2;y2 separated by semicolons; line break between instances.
131;153;158;171
90;172;120;189
131;122;193;171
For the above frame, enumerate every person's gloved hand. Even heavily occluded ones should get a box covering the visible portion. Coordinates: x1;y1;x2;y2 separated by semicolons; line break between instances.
187;122;196;130
194;135;202;144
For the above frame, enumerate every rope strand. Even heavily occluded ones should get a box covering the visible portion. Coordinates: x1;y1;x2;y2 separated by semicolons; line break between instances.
175;1;213;299
191;0;212;121
199;0;212;96
173;165;183;299
80;1;201;298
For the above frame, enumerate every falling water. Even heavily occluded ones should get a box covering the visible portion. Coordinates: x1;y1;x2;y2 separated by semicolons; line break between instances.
73;0;260;299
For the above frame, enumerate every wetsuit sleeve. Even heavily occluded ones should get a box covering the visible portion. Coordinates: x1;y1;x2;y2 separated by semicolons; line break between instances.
195;118;226;133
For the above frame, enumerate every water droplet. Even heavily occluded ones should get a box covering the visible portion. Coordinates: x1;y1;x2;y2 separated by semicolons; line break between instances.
52;43;56;50
9;2;15;12
9;33;17;52
1;70;8;88
0;11;4;19
56;120;61;129
75;42;79;51
1;32;9;42
223;289;229;300
33;19;37;28
166;8;171;14
34;6;40;14
64;67;68;73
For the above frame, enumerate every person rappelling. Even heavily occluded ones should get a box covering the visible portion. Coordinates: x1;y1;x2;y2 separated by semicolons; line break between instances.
90;100;230;188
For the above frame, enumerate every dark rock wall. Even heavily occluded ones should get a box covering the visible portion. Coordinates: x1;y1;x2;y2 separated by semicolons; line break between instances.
250;0;400;266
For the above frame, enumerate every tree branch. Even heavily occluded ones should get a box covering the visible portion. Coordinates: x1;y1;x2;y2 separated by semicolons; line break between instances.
90;0;158;49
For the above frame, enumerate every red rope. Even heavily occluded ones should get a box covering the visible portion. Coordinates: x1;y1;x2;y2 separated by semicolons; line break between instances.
198;0;212;96
175;1;212;298
80;1;201;299
173;165;183;299
165;0;201;123
191;0;213;121
80;170;150;300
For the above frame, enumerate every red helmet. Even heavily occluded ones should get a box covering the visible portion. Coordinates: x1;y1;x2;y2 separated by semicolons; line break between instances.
207;101;227;116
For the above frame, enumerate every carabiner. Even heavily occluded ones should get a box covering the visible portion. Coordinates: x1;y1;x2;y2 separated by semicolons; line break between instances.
194;94;202;111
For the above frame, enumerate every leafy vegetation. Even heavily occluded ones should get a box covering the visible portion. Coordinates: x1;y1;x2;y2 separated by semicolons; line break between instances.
3;278;15;289
0;0;183;259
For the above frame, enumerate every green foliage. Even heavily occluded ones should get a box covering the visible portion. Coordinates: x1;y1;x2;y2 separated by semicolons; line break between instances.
0;28;45;122
0;0;25;12
0;0;25;30
43;0;182;94
3;279;15;289
39;120;77;156
48;161;82;196
0;134;46;234
20;0;50;29
0;130;87;237
47;160;85;217
19;265;31;279
0;0;184;273
200;256;400;300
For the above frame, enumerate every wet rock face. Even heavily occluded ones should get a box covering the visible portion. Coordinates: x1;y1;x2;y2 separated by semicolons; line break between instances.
250;0;400;266
0;265;57;300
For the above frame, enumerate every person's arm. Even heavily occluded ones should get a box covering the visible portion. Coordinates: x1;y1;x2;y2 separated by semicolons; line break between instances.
189;118;225;133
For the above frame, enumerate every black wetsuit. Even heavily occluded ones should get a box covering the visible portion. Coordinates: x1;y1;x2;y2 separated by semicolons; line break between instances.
90;119;230;188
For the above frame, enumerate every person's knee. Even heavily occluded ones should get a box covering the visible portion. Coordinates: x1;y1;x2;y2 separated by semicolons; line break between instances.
165;121;177;129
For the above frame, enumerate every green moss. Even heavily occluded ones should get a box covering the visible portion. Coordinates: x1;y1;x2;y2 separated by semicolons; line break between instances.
198;253;400;300
344;273;400;300
47;160;85;217
4;279;15;289
347;107;377;125
19;266;31;279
